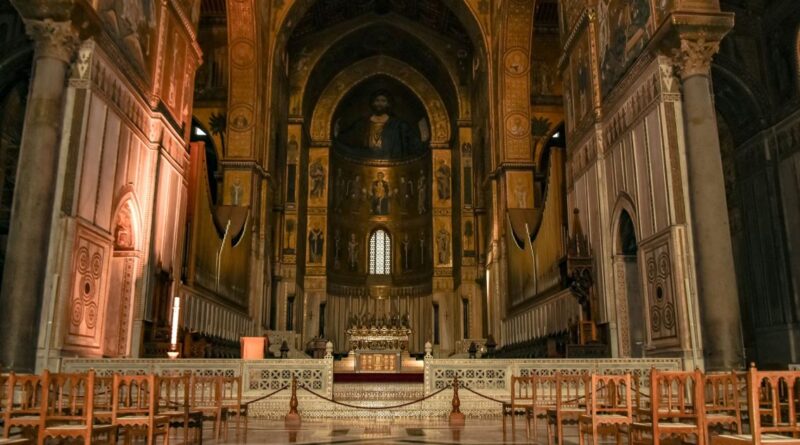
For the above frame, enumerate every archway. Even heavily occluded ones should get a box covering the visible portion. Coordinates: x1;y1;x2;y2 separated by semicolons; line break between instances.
273;0;484;358
612;202;645;358
103;194;143;357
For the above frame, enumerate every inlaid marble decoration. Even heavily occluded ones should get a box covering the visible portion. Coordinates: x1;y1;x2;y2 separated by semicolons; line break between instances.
65;226;111;352
643;242;679;343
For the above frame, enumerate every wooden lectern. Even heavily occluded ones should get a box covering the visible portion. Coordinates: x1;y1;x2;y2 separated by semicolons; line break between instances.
240;336;268;359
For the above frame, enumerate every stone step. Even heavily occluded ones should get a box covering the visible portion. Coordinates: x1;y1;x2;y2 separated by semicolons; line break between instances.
333;383;425;402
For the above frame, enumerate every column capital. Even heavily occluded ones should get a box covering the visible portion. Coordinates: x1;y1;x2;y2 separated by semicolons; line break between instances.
652;12;734;79
24;19;80;64
671;34;722;79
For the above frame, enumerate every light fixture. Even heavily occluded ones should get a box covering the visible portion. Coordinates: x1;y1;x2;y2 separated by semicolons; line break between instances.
194;126;208;137
552;131;561;139
168;294;181;359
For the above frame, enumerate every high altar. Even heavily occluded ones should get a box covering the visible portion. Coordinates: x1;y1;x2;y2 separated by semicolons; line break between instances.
334;299;421;373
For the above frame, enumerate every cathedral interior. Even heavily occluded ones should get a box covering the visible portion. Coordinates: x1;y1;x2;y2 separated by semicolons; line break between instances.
0;0;799;378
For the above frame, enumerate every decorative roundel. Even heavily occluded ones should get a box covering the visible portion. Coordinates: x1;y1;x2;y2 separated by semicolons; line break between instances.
229;105;255;132
650;307;661;332
505;113;529;138
663;303;676;330
91;253;103;279
77;247;90;274
658;253;670;278
230;39;255;68
647;258;657;281
85;303;97;329
504;49;529;76
71;298;83;326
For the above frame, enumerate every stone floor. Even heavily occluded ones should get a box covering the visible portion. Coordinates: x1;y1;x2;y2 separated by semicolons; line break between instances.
191;418;572;444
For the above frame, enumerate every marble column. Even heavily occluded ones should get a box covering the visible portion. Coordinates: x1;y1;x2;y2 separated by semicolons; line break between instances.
674;31;742;370
0;19;78;372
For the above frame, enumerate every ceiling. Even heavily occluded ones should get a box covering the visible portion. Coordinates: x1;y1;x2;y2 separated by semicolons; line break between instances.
299;23;461;123
291;0;471;46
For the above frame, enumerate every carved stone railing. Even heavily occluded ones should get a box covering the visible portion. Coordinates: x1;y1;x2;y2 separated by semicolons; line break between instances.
243;359;332;396
60;358;333;397
59;357;682;419
423;358;683;396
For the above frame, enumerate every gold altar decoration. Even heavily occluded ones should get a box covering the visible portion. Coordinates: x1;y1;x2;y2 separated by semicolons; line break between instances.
342;308;415;373
346;325;412;353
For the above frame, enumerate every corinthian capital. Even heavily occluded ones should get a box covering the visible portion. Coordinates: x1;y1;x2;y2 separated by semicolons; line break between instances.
25;19;80;63
672;34;721;79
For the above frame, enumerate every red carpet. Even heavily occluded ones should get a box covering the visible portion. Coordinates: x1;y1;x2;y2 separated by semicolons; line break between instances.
333;372;424;383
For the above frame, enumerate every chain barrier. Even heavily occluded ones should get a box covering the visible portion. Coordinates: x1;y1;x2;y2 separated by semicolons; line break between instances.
297;383;451;410
460;386;509;404
244;385;290;406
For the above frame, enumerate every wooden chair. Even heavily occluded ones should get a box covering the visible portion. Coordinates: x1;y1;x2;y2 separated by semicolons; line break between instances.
219;376;245;440
111;374;170;445
188;376;223;440
158;374;202;444
38;370;116;445
631;369;706;445
502;376;535;438
547;373;589;445
92;375;114;425
578;373;634;445
704;371;743;444
3;372;46;440
712;367;800;445
0;374;30;445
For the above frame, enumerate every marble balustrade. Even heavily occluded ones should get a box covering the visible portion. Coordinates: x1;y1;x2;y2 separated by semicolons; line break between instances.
58;356;682;419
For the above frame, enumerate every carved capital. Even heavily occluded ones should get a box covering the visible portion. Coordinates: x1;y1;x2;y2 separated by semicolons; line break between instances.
671;34;720;79
24;19;80;64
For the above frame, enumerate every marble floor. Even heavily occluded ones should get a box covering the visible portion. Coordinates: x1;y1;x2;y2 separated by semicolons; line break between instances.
191;418;576;445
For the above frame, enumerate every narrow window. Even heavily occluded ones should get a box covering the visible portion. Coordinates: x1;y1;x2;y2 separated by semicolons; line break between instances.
369;229;391;275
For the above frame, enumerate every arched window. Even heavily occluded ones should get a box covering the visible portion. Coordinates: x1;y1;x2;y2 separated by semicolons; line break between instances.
369;229;391;275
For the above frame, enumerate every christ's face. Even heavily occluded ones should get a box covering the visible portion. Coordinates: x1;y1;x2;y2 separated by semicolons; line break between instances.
371;95;390;114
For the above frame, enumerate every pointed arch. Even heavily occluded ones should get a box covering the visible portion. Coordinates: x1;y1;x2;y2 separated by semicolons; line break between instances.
610;193;639;255
310;55;452;146
111;187;144;253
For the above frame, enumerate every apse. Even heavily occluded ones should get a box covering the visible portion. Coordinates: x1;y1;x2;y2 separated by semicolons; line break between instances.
274;0;481;356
